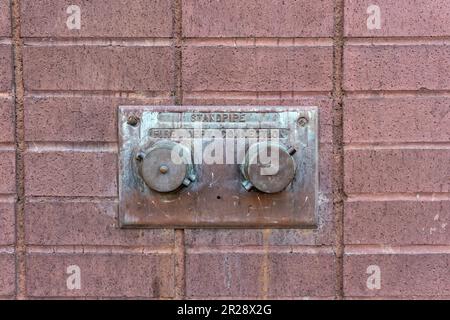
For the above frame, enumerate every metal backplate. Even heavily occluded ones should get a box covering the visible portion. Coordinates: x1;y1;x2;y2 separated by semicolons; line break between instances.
119;106;319;229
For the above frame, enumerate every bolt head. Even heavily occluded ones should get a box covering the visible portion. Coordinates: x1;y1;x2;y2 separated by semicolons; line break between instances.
135;152;145;162
297;117;309;127
127;115;140;126
159;165;169;174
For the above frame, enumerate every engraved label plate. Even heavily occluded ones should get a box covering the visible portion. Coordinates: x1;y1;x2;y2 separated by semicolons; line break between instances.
119;106;319;228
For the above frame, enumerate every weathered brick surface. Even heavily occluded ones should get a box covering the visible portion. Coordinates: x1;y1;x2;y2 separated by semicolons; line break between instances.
24;96;173;142
0;45;12;92
344;45;450;91
267;251;336;298
21;0;172;38
345;0;450;37
24;151;117;197
183;0;335;38
0;97;14;142
24;96;117;142
0;151;15;195
344;253;450;297
319;144;333;194
344;97;450;143
26;253;174;298
345;201;450;245
23;46;174;91
186;230;263;247
0;0;14;299
186;250;336;298
0;0;10;37
0;253;15;297
0;202;15;245
342;0;450;301
24;201;173;246
183;46;333;92
1;0;449;300
345;149;450;193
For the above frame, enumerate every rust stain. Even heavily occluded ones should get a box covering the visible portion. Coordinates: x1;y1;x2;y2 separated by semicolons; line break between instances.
260;229;271;299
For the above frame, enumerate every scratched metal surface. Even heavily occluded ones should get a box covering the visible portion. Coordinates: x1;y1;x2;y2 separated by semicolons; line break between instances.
118;106;319;229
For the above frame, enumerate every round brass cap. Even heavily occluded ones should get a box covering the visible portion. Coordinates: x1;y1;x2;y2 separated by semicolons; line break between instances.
137;141;194;193
241;142;297;194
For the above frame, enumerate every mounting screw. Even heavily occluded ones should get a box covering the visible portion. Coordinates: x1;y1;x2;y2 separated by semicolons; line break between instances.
297;116;309;127
135;152;145;162
159;165;169;174
127;115;140;126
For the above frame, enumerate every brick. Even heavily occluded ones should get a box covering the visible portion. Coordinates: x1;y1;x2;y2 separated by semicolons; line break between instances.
344;252;450;297
24;151;117;197
319;143;333;194
24;201;173;246
268;251;336;298
344;97;450;143
0;97;14;142
24;96;173;142
183;0;334;37
25;96;116;143
26;253;174;298
0;45;12;92
23;46;174;91
345;0;450;37
0;0;10;37
186;250;336;298
183;46;333;92
0;253;15;296
0;151;15;194
345;149;450;193
345;201;450;245
186;250;258;297
0;201;14;245
186;230;263;247
344;45;450;91
21;0;172;38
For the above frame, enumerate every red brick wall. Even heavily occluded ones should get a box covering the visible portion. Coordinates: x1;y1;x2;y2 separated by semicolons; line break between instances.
0;0;449;299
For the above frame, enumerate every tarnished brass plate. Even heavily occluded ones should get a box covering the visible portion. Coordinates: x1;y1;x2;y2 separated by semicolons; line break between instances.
119;106;319;229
